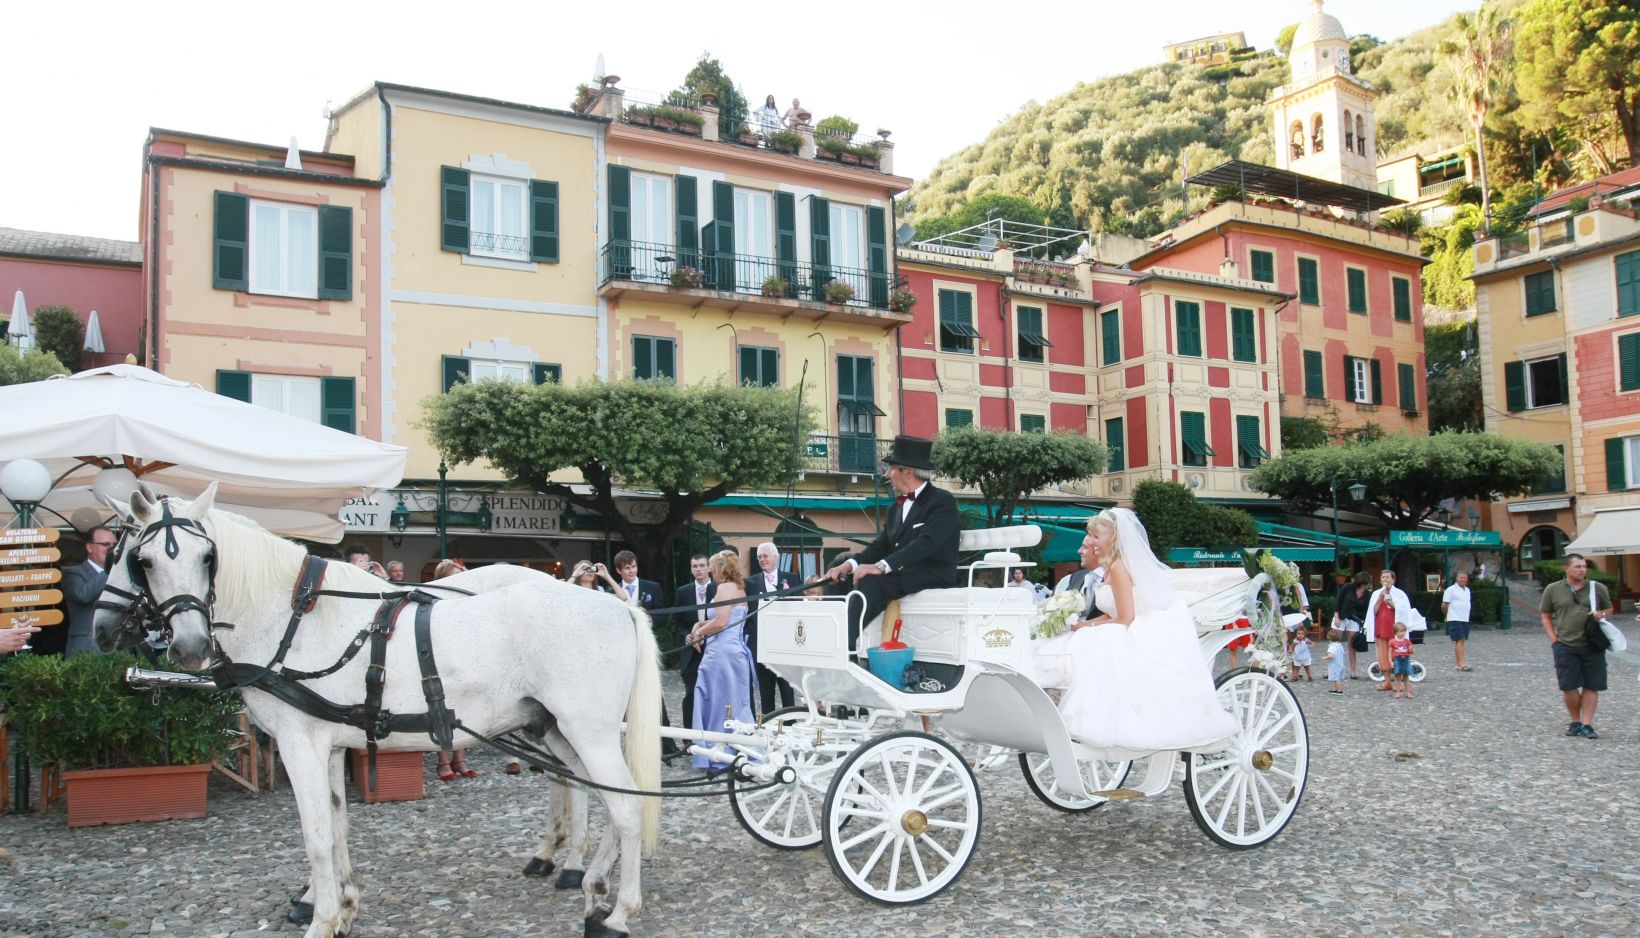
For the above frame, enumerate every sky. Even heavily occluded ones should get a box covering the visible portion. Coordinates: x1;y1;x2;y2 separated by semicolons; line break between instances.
5;0;1479;243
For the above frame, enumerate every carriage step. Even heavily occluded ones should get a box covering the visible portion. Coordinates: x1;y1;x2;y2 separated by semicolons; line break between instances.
1092;788;1146;801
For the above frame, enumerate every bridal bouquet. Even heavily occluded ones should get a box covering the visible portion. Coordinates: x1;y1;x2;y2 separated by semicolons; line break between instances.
1032;591;1084;639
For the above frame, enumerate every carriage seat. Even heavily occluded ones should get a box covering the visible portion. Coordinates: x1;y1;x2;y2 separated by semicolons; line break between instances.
856;586;1037;664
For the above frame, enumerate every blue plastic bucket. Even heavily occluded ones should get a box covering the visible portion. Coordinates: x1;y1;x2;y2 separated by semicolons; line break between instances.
867;646;916;688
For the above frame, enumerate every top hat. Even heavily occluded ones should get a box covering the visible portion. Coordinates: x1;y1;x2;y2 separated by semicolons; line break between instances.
882;435;936;471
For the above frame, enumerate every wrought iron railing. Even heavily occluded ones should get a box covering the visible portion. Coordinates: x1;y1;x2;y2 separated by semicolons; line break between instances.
601;239;894;310
1418;177;1466;198
470;231;529;258
801;435;893;475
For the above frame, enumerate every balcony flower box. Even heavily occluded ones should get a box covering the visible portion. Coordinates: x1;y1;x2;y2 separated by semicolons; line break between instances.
823;280;855;304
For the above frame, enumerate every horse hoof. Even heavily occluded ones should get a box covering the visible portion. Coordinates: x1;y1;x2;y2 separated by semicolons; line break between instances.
584;907;624;938
522;857;556;878
287;900;313;925
555;868;585;890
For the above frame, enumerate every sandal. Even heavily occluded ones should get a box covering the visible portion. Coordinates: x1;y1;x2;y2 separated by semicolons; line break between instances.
438;763;457;782
1457;666;1473;672
451;757;478;778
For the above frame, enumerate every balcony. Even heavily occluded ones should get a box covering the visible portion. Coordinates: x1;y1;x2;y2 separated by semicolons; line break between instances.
599;239;912;327
1497;232;1531;260
1418;177;1467;199
1538;218;1575;249
801;434;893;477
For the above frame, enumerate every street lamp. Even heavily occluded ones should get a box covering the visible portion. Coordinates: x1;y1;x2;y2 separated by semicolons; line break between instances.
0;459;53;528
384;464;490;558
1330;475;1367;564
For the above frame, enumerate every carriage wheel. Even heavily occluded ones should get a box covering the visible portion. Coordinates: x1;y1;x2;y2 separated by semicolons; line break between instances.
1408;660;1427;683
1367;661;1385;683
729;707;842;850
822;731;982;905
1184;667;1309;849
1018;752;1132;813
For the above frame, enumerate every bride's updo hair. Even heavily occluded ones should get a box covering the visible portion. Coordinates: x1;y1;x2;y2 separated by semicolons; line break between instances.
711;549;744;587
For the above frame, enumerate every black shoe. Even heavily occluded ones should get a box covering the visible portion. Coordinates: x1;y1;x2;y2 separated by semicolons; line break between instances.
661;741;681;757
1578;724;1599;740
1565;721;1583;737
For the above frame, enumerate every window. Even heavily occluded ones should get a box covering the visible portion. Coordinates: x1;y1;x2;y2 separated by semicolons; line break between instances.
1230;307;1257;362
249;201;318;297
1346;267;1368;313
444;166;558;263
1105;417;1125;472
739;346;779;387
1175;300;1202;357
1398;362;1418;412
216;370;355;433
632;335;676;381
1608;435;1640;490
1621;332;1640;392
1236;414;1268;469
1343;355;1380;404
1392;276;1413;322
1298;257;1320;305
251;374;321;423
1532;444;1566;495
470;174;530;260
1506;354;1567;410
827;201;866;300
1101;309;1122;366
1180;411;1213;467
1524;270;1556;316
470;360;530;383
1016;305;1049;363
1020;414;1046;433
1250;249;1275;284
734;187;774;290
1303;349;1325;398
1619;250;1640;317
1311;114;1325;153
837;355;884;472
939;289;979;353
442;356;557;391
627;172;673;280
945;408;973;429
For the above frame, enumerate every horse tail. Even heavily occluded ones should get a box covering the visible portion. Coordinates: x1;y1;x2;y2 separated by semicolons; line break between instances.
624;604;662;858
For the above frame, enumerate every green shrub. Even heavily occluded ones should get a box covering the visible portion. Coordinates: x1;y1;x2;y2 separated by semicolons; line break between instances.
1531;560;1617;591
31;305;84;372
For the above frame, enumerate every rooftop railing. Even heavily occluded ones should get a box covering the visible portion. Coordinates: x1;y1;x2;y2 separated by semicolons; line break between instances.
601;238;893;310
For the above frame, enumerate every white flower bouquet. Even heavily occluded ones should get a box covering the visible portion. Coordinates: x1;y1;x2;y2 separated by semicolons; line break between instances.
1032;590;1085;639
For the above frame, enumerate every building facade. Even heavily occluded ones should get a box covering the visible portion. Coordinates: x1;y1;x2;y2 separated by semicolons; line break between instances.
1375;146;1476;226
1163;31;1250;67
1;227;143;369
1269;0;1378;192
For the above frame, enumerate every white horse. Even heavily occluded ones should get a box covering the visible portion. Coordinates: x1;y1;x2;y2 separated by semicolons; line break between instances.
92;485;660;938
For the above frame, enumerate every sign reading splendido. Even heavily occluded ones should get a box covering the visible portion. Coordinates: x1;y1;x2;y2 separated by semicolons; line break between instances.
3;608;64;629
1388;530;1502;548
0;528;59;547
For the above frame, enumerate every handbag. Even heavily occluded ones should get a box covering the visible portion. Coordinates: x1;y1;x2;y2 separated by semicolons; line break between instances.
1351;626;1368;653
1583;582;1621;653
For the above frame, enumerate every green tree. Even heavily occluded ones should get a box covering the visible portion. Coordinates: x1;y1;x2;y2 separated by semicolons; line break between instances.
1275;23;1299;55
913;192;1047;242
931;428;1106;529
675;55;748;138
1426;317;1483;432
1442;4;1513;233
1514;0;1640;168
0;344;67;386
31;305;84;372
1248;431;1561;529
1280;416;1332;451
1131;480;1257;560
424;378;817;577
1421;203;1483;310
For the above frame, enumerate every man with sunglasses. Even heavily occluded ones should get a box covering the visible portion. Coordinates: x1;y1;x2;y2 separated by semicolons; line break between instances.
63;526;118;657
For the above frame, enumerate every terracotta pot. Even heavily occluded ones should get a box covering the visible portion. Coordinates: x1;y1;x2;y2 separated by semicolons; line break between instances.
679;123;701;136
349;749;425;804
65;763;210;828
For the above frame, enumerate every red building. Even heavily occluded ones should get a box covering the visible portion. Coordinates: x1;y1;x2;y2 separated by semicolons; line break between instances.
1;227;143;369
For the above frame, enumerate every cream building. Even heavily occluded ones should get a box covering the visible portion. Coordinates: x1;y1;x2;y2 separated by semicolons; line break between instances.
1269;0;1378;191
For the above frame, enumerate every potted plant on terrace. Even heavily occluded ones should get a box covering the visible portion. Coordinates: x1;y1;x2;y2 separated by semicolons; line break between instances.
0;651;240;827
764;130;802;155
824;279;855;304
761;274;790;298
815;135;850;162
670;265;705;289
888;287;918;312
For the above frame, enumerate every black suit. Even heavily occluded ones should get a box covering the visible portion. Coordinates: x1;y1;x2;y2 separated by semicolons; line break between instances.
618;577;674;749
746;568;802;713
668;579;716;730
842;483;962;651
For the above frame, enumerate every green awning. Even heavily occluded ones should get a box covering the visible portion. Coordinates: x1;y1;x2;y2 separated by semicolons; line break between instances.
1419;156;1464;173
1256;521;1381;554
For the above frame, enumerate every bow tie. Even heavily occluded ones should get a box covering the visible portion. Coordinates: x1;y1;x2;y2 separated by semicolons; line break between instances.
895;491;917;505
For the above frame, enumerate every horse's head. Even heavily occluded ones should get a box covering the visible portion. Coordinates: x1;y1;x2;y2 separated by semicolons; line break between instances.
123;483;221;669
91;504;154;653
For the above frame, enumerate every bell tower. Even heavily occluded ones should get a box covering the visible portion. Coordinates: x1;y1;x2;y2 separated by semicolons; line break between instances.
1269;0;1378;191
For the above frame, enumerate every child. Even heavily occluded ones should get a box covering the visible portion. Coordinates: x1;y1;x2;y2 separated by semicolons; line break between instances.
1291;629;1314;682
1390;622;1415;699
1325;628;1346;695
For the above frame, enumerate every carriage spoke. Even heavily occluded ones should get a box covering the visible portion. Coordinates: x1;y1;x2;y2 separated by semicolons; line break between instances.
887;838;904;893
919;783;970;812
1249;773;1272;828
875;750;902;799
913;759;954;800
1253;771;1285;817
908;837;932;886
853;827;894;878
1193;755;1237;774
918;831;957;863
1234;773;1250;838
839;821;890;852
1253;711;1296;749
1212;772;1241;829
1197;763;1238;804
925;817;970;830
754;789;793;829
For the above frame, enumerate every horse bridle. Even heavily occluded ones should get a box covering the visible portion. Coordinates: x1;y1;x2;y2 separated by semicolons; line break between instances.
94;498;220;649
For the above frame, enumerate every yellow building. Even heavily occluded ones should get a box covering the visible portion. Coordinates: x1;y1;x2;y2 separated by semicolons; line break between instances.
1163;31;1249;66
1376;145;1475;225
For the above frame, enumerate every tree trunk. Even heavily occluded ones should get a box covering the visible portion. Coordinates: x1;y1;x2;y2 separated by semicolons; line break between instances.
1614;86;1640;169
1473;111;1492;233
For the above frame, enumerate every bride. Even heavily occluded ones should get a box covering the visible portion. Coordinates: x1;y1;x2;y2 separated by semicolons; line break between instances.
1035;508;1240;756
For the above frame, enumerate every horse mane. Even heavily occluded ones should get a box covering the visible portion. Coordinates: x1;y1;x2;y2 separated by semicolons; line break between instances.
203;509;397;612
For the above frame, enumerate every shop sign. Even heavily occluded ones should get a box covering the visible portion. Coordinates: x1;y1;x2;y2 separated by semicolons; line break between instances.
341;493;394;532
1388;530;1502;547
489;493;567;533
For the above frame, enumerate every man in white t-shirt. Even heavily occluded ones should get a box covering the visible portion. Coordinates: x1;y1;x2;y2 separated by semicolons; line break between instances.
1442;570;1473;672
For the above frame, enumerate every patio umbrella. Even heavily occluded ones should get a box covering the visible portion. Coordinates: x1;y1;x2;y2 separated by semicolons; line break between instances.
7;290;31;350
83;310;106;354
0;364;408;542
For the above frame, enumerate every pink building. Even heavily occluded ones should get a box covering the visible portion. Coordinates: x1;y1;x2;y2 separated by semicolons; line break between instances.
0;227;143;368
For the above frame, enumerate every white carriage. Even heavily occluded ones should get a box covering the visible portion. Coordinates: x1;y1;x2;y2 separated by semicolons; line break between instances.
671;526;1308;905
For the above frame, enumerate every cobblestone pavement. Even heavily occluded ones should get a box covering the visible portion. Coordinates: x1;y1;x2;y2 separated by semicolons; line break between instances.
4;622;1637;938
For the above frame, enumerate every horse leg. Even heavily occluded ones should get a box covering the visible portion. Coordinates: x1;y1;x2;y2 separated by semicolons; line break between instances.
522;775;564;880
561;739;644;938
328;749;360;935
282;740;346;938
547;730;590;890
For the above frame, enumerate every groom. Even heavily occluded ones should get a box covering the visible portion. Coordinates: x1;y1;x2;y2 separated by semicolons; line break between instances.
824;435;961;652
1054;535;1106;623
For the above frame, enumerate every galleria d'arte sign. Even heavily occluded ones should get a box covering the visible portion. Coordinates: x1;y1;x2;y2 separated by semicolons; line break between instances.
1388;530;1502;547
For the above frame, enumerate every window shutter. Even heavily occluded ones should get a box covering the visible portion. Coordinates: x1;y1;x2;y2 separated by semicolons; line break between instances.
1102;310;1121;365
633;337;652;379
1106;417;1125;471
1303;350;1325;398
1617;251;1640;317
608;165;630;278
656;338;676;381
212;191;249;291
739;346;757;385
946;409;973;429
675;175;699;269
1557;353;1569;404
1021;414;1046;433
810;196;831;300
1620;333;1640;391
1369;358;1383;404
1299;258;1319;305
775;192;797;294
1607;437;1628;491
1347;268;1367;313
1398;363;1416;410
442;355;471;392
317;205;352;300
867;205;888;308
320;377;356;434
440;167;470;253
1393;278;1412;321
711;181;735;291
1504;361;1525;412
215;369;251;402
1176;302;1201;357
1231;307;1255;362
855;355;874;402
533;363;561;384
761;348;778;387
1251;250;1274;284
530;180;559;263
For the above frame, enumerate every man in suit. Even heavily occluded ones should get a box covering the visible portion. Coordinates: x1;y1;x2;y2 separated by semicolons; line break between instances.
63;526;118;657
823;436;962;652
613;549;678;757
1053;535;1107;625
668;554;715;731
745;542;802;714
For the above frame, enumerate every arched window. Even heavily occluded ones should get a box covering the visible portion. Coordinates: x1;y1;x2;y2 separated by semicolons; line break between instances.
1344;110;1355;153
1518;526;1569;573
1289;122;1306;161
1356;115;1367;157
1311;114;1325;154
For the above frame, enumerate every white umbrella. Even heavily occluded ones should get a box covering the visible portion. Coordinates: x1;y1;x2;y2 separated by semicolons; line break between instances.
7;290;31;350
0;364;409;542
83;309;106;354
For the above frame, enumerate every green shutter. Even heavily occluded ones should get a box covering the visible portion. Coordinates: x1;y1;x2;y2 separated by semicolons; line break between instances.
1504;361;1525;412
867;206;889;308
212;191;248;291
1398;362;1417;410
1303;349;1325;398
320;377;356;434
317;205;352;300
810;196;831;300
675;175;698;269
1617;250;1640;317
1347;268;1367;313
215;369;251;402
946;409;973;429
440;167;470;253
656;338;675;381
739;346;755;385
775;192;797;295
530;179;559;263
533;363;561;384
1619;333;1640;391
633;337;652;380
1176;301;1202;357
1251;250;1274;284
608;165;630;278
442;355;471;392
1525;270;1556;316
1181;411;1208;465
1101;309;1121;365
1393;277;1412;321
710;181;735;291
761;348;778;387
1557;353;1569;405
1236;414;1265;468
1370;358;1383;404
1231;307;1255;362
1021;414;1046;433
739;347;776;386
1298;258;1320;305
1106;417;1125;471
1343;354;1357;402
1607;437;1628;491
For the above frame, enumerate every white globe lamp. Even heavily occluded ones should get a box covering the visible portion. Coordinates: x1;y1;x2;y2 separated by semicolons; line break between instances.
1;459;53;527
91;466;139;507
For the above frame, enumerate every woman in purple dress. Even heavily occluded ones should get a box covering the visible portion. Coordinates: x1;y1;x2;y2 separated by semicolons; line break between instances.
687;549;759;772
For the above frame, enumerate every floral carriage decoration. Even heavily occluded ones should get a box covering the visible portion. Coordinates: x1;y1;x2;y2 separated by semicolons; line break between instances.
1242;548;1303;672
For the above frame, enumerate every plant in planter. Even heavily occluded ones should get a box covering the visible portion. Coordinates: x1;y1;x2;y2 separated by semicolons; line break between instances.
670;265;705;289
0;651;241;826
736;127;763;146
761;274;790;298
888;288;918;312
764;130;802;155
571;83;597;114
623;105;655;126
816;135;850;161
823;279;855;304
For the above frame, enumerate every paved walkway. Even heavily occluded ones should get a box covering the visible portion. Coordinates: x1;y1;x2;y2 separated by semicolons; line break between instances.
4;622;1637;937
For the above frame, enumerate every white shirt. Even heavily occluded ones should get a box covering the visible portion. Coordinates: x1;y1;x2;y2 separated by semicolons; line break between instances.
622;579;639;599
848;482;929;575
695;579;709;621
1442;584;1471;623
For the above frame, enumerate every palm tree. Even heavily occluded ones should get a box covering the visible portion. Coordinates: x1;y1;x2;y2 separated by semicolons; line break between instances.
1442;4;1513;234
